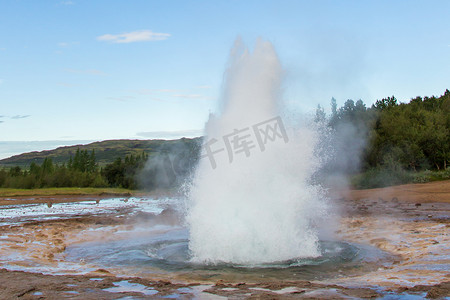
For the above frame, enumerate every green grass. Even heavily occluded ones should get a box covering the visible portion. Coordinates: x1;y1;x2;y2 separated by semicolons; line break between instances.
0;187;137;197
411;169;450;183
351;168;450;189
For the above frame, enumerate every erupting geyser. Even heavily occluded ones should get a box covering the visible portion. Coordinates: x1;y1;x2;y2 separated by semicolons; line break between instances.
187;38;329;265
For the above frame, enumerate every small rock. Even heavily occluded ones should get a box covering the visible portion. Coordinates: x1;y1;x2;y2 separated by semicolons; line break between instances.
157;280;171;286
215;280;226;287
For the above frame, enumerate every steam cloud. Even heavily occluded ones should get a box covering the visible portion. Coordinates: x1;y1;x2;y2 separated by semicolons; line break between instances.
186;38;330;264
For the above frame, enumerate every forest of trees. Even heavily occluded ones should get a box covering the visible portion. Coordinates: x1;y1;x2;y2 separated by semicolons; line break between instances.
0;149;148;189
322;89;450;188
0;138;200;190
0;90;448;190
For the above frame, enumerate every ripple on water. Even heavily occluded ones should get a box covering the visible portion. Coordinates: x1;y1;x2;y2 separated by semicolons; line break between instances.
66;226;393;281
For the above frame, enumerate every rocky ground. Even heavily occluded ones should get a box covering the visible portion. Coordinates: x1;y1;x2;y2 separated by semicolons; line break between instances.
0;180;448;299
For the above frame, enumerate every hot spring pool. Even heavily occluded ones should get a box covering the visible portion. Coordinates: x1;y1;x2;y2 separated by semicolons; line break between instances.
0;196;395;282
65;224;392;281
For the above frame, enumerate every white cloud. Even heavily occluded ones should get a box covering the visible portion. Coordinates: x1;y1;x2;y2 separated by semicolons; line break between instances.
107;96;135;102
172;94;212;100
148;98;167;102
172;94;205;99
97;30;170;44
131;88;212;101
0;115;31;123
11;115;31;119
136;130;202;139
58;41;78;47
88;70;105;75
64;68;107;76
57;82;75;87
132;88;179;95
195;85;212;89
156;89;178;93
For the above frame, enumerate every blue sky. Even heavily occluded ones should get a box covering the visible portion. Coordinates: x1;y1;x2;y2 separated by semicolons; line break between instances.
1;0;449;159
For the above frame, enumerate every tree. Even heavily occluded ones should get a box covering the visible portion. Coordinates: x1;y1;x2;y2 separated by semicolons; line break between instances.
87;150;97;173
9;166;22;177
314;104;326;123
29;162;41;176
365;90;450;171
69;148;97;173
331;97;337;118
41;158;54;174
103;157;125;187
355;99;366;112
373;96;398;111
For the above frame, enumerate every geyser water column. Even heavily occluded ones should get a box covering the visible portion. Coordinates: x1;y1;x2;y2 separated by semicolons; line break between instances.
187;38;329;265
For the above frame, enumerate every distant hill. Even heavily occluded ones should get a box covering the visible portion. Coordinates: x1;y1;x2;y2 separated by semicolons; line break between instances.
0;138;202;168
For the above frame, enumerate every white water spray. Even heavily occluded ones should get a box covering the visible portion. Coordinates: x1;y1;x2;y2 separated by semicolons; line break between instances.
187;38;329;265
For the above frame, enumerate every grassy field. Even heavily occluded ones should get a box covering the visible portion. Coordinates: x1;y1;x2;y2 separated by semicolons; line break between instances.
0;187;136;197
351;169;450;189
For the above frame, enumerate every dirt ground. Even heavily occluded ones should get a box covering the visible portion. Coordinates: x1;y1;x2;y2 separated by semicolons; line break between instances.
0;180;449;299
345;180;450;204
